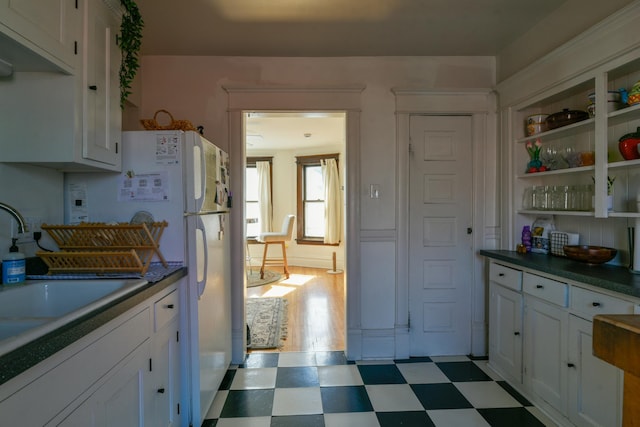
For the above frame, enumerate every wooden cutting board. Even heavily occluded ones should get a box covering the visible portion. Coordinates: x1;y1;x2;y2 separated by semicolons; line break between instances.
593;314;640;426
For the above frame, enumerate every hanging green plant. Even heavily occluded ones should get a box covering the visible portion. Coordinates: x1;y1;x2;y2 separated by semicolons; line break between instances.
118;0;144;109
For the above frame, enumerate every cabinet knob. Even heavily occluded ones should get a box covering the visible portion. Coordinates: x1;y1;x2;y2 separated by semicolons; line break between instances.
157;388;165;394
498;273;505;277
536;284;544;289
567;363;575;368
592;302;601;307
88;85;97;91
165;304;175;309
514;331;520;336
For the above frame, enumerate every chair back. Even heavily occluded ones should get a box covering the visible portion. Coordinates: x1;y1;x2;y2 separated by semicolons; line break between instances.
281;215;296;240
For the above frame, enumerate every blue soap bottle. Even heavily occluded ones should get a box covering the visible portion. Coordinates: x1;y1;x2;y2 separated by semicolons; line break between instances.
2;238;26;285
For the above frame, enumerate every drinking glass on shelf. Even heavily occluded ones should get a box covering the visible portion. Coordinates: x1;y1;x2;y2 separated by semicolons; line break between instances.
533;186;545;210
522;187;533;210
562;147;581;168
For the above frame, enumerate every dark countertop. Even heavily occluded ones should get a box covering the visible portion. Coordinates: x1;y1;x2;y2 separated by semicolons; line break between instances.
480;250;640;299
0;267;187;387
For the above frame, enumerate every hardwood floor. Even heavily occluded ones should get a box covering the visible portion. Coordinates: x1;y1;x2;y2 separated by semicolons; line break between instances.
246;265;345;353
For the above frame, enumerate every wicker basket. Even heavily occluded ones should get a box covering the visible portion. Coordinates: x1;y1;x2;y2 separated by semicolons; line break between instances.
140;109;197;131
37;222;168;274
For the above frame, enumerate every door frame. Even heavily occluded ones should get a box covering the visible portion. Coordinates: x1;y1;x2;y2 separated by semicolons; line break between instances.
223;84;365;363
393;89;498;357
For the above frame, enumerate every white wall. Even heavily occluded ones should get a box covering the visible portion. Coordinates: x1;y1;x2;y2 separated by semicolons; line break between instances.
0;164;63;260
133;55;495;359
137;55;495;228
496;0;634;82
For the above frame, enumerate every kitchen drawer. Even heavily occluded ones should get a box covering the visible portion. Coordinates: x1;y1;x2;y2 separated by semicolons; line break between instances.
489;262;522;291
571;286;635;320
523;272;568;307
154;289;178;332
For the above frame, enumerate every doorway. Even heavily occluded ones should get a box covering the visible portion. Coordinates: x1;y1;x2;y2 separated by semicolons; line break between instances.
243;111;346;353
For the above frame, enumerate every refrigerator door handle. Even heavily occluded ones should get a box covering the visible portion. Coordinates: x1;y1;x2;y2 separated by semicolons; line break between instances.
195;214;208;298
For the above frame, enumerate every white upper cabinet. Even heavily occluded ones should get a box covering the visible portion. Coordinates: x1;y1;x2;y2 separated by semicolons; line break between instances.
83;0;122;167
0;0;81;72
0;0;122;172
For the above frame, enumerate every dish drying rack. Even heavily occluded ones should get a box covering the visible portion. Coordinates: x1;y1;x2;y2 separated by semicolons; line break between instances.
37;222;168;275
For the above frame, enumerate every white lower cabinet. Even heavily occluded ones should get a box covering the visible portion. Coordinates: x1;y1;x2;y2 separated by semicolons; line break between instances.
568;314;623;427
489;282;523;384
524;292;569;415
487;260;630;426
150;288;181;427
0;282;181;427
56;341;152;426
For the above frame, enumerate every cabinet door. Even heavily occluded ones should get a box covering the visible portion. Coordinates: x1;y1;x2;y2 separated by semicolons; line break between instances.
524;296;568;415
489;283;523;383
152;318;181;427
83;0;121;167
56;341;151;427
568;315;623;427
0;0;80;70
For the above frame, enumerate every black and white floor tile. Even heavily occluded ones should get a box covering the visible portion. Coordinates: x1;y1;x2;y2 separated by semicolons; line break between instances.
201;352;557;427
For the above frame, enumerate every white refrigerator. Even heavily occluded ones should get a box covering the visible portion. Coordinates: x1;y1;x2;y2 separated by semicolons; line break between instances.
64;130;231;426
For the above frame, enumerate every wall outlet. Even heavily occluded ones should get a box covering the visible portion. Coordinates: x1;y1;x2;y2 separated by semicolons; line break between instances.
11;216;42;244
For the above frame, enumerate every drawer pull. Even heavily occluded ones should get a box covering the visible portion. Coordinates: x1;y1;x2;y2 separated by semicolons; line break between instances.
88;85;97;91
567;363;575;368
165;304;175;309
498;273;505;277
157;388;165;394
514;331;520;336
592;302;601;307
536;284;544;289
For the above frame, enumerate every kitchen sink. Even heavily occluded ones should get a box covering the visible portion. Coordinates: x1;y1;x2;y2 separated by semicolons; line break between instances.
0;278;148;356
0;319;50;341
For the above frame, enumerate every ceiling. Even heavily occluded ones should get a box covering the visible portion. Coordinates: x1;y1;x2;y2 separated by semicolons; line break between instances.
245;112;346;152
136;0;567;57
134;0;569;151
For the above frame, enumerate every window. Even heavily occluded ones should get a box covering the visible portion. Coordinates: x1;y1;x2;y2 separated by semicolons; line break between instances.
246;157;272;239
296;153;340;245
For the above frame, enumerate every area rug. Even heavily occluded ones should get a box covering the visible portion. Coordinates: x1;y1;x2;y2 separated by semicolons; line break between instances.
246;297;288;349
246;269;283;288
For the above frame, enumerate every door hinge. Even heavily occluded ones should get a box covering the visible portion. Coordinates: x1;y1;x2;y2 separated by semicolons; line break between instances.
149;358;153;372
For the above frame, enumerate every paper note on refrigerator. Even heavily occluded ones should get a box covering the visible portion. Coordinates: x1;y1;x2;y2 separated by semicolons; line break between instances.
118;171;170;201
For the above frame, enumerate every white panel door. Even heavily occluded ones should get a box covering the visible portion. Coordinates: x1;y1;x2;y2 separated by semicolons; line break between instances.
409;115;473;356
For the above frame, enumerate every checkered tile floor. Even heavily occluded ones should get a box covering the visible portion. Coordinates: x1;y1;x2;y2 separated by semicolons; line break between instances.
202;352;557;427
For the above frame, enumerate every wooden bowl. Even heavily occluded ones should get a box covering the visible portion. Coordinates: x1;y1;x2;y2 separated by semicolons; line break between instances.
563;245;617;264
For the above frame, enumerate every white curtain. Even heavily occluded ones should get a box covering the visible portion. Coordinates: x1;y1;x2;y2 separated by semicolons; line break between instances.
322;158;341;244
256;161;273;233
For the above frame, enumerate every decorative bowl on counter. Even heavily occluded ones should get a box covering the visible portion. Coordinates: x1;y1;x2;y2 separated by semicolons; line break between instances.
545;109;590;130
563;245;617;264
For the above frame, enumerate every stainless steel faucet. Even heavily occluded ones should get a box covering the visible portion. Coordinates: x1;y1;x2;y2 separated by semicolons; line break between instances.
0;202;27;234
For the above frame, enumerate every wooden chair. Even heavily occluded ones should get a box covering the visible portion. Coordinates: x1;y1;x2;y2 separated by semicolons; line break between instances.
257;215;295;279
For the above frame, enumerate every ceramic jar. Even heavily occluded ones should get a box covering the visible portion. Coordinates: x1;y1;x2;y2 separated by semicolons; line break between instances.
618;127;640;160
